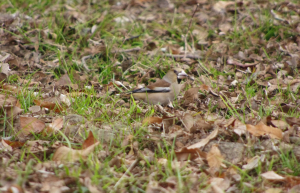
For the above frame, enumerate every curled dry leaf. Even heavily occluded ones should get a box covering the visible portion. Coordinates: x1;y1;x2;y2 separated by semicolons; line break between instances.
213;1;235;13
261;171;285;182
246;121;283;139
53;142;99;162
0;139;13;152
142;117;162;125
82;131;99;149
175;147;207;161
34;99;63;113
60;94;71;106
43;117;63;135
2;139;25;149
231;119;247;136
187;128;218;149
242;155;260;170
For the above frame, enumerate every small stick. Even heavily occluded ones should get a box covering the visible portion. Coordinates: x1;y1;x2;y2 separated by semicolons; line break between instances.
164;53;215;60
186;4;199;35
111;47;141;54
81;55;93;72
184;4;199;58
114;159;140;188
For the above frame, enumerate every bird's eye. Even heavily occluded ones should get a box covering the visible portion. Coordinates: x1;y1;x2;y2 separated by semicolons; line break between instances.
174;70;177;73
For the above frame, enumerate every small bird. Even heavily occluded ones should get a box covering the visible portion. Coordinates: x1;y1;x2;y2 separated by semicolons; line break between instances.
130;68;189;105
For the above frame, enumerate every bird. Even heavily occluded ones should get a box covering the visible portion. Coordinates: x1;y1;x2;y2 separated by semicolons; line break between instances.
130;68;190;105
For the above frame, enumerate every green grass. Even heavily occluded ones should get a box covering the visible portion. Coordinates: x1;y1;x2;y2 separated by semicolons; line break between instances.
1;0;300;192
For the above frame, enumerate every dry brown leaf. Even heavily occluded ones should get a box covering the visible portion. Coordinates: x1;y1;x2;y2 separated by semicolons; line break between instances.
191;118;213;133
246;121;283;139
207;144;224;175
182;113;194;131
82;131;99;149
1;84;20;93
175;147;206;161
213;1;235;13
0;139;13;152
34;99;63;113
209;177;231;192
28;105;41;113
265;188;282;193
0;93;17;107
53;142;99;162
55;74;78;89
43;117;64;135
183;87;199;104
26;140;50;153
242;155;260;170
2;139;25;149
1;106;23;123
261;171;285;182
142;117;163;125
286;117;300;126
19;116;46;138
187;128;218;149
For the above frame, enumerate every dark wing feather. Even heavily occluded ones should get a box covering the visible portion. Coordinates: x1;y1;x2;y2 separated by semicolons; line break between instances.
131;87;170;93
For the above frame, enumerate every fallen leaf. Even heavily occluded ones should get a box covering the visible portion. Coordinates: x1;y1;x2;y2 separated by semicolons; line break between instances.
53;142;99;162
261;171;285;182
0;139;13;151
82;131;99;149
181;113;194;131
43;118;64;135
175;147;206;161
242;156;260;170
28;105;41;113
19;116;46;138
246;121;283;139
0;93;17;106
142;117;162;125
3;139;25;149
209;177;231;192
183;87;199;104
34;99;63;113
187;128;218;149
207;144;224;175
191;118;213;133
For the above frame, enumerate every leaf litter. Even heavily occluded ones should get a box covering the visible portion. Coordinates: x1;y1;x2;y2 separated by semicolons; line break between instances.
1;0;300;192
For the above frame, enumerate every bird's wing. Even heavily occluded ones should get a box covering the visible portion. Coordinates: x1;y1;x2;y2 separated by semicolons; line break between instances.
130;78;172;93
131;86;170;93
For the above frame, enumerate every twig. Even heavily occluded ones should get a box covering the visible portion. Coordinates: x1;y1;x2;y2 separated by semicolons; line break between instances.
183;4;199;58
81;55;93;72
111;47;141;54
186;4;199;35
227;58;258;67
164;53;214;60
114;159;140;189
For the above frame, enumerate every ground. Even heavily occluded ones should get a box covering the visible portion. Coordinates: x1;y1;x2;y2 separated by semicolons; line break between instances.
1;0;300;192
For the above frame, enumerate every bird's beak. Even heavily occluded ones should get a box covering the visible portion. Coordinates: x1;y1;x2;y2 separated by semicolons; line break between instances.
177;71;188;79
